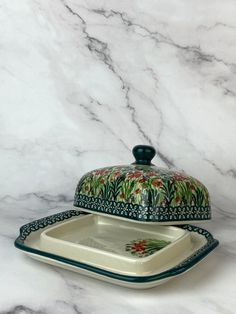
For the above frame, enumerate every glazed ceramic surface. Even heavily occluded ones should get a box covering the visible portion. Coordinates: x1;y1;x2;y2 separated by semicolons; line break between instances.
74;146;211;223
39;214;191;276
14;210;219;289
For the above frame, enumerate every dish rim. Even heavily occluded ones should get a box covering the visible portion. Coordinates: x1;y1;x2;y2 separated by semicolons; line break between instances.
14;210;219;284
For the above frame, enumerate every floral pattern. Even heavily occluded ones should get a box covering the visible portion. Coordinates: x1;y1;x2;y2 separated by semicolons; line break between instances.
74;165;211;222
126;239;171;257
75;165;210;207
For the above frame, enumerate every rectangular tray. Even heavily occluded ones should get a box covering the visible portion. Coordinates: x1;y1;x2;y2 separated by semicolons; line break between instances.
14;210;219;289
39;214;192;276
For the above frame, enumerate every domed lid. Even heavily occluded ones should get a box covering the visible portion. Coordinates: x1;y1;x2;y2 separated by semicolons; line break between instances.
74;145;211;224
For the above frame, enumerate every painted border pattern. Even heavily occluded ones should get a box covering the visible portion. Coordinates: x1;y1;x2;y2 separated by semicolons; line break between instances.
74;194;211;222
18;210;82;241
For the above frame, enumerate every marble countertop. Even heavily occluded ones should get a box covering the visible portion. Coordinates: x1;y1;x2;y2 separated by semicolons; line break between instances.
1;0;236;313
4;207;235;314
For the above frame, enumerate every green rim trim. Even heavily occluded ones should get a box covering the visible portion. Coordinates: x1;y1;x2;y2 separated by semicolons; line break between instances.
74;194;211;222
14;210;219;284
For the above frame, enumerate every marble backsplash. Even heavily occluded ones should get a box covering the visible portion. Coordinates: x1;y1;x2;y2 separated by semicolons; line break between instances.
1;0;236;219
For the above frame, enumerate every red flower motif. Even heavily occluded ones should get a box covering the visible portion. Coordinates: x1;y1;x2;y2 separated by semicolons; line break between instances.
135;188;141;194
95;169;108;175
131;240;145;252
120;192;125;199
175;196;181;204
146;172;157;177
133;171;142;178
173;173;186;181
127;171;142;179
113;171;121;177
127;173;135;179
138;178;146;183
151;179;163;187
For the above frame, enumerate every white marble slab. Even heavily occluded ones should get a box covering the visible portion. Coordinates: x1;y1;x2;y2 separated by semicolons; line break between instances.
0;0;236;313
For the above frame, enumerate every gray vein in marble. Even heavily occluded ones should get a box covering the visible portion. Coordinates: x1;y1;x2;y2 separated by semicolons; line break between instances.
86;6;236;113
72;305;82;314
90;8;236;70
145;67;159;90
0;193;73;205
0;303;83;314
90;8;168;39
142;67;166;141
63;1;174;168
53;265;84;295
212;76;236;98
79;103;100;123
78;102;129;150
63;3;115;73
202;297;234;314
124;85;174;167
0;232;15;241
198;22;236;31
63;3;146;144
31;193;73;204
55;300;83;314
223;87;236;97
203;157;236;179
212;203;236;220
51;271;85;314
0;305;46;314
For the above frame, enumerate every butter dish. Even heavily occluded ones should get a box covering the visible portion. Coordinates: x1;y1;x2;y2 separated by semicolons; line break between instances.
15;145;219;288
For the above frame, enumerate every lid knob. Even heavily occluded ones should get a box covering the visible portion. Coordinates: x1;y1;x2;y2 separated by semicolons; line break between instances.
132;145;156;165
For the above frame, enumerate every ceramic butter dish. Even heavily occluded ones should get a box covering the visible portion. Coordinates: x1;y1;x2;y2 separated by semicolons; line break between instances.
15;145;219;289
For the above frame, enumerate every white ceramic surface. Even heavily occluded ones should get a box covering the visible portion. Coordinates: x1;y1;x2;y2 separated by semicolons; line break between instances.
39;214;191;276
26;252;172;289
1;0;236;312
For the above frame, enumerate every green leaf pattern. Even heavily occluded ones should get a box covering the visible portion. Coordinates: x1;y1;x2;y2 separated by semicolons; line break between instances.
126;239;171;257
75;165;209;208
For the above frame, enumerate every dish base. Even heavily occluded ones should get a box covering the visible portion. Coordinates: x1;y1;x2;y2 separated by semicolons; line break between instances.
14;210;219;289
39;214;191;276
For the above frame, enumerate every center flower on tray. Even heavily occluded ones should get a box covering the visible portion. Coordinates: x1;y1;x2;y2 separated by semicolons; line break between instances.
126;239;171;257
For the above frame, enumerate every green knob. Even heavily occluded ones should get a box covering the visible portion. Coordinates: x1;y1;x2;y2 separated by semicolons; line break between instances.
132;145;156;165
